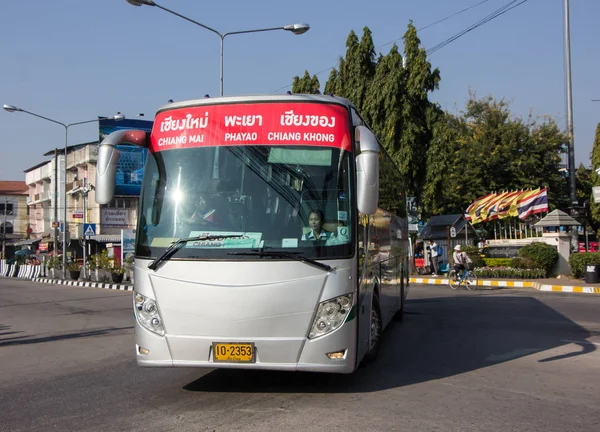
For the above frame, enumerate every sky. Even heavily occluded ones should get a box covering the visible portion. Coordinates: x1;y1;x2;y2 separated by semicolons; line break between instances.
1;0;598;181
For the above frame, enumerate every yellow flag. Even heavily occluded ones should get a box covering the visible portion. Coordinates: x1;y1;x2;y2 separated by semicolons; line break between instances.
509;188;540;217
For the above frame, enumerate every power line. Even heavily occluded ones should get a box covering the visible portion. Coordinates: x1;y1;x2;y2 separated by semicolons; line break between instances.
380;0;495;49
271;0;500;94
427;0;530;55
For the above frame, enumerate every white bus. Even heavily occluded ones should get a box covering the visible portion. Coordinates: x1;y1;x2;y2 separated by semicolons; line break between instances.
96;94;409;374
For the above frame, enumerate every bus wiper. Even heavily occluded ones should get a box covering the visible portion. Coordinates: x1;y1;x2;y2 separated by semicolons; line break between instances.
148;234;245;271
228;249;333;272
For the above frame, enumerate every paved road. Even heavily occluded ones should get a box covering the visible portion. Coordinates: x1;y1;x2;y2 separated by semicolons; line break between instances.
1;278;598;432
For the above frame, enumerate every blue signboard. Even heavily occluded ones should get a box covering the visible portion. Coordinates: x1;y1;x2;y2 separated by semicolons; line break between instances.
99;118;154;197
83;223;97;237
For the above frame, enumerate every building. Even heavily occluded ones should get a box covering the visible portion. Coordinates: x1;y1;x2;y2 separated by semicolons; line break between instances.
23;141;141;260
0;181;29;259
24;151;63;254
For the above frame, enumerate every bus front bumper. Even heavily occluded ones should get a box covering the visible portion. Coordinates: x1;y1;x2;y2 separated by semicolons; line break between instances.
134;318;358;374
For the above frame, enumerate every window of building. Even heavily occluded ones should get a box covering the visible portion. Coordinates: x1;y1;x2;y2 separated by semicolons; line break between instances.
105;197;137;209
1;222;14;234
0;203;14;215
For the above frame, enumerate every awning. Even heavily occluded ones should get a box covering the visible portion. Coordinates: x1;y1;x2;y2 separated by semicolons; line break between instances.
13;239;40;246
90;234;122;243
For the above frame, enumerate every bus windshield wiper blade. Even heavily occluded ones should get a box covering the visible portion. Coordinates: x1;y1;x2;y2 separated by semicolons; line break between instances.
228;250;333;272
148;234;245;271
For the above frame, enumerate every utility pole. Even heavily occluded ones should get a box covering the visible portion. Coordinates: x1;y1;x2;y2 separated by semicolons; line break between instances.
564;0;579;254
2;196;7;259
53;148;58;260
564;0;576;208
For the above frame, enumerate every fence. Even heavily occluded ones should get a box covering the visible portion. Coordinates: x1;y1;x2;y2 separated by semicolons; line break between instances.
0;259;47;279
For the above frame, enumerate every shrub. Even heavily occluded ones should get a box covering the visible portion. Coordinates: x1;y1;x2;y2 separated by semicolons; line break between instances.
518;242;558;275
509;257;541;269
569;252;600;278
484;258;512;267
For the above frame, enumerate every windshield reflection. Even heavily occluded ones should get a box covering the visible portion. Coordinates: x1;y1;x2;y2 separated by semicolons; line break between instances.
136;144;353;260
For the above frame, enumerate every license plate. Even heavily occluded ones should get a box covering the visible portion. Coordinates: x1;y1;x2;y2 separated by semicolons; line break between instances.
212;342;255;363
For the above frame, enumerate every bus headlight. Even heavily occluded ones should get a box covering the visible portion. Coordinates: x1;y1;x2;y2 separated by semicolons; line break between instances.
309;294;353;339
134;292;165;336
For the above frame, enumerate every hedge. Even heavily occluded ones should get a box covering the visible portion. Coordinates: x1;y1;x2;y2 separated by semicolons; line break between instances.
474;268;546;279
569;252;600;278
518;242;558;276
483;258;512;267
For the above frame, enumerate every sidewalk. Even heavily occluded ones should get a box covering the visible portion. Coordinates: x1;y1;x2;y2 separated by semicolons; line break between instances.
409;275;600;295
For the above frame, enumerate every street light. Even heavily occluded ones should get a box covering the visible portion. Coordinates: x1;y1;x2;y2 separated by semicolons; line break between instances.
3;104;124;278
126;0;310;95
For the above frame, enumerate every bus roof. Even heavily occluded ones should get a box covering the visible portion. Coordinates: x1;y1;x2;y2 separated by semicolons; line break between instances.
156;94;356;115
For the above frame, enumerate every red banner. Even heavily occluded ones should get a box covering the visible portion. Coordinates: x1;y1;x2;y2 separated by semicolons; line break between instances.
150;102;351;153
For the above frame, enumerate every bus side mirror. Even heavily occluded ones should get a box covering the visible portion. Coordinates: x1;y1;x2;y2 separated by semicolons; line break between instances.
96;129;149;205
355;126;379;215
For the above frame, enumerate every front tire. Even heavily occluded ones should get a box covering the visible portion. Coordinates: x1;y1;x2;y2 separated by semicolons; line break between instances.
362;294;383;365
394;279;405;322
465;270;478;291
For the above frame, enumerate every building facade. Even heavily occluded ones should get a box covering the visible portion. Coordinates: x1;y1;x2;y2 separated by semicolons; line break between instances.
0;181;29;259
23;142;140;259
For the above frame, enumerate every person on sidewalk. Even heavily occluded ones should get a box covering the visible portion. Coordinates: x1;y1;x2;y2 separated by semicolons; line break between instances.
428;239;439;276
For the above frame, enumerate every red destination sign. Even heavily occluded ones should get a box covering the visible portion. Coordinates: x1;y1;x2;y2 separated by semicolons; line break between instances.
150;102;351;153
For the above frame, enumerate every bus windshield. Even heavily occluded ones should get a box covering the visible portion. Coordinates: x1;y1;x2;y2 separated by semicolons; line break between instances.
136;102;354;261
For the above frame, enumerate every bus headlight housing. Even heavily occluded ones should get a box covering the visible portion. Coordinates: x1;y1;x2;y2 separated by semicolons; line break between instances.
134;292;165;336
309;294;353;339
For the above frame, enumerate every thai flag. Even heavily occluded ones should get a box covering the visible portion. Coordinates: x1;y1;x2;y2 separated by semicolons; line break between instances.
472;193;497;223
518;188;548;219
465;193;493;221
496;190;522;218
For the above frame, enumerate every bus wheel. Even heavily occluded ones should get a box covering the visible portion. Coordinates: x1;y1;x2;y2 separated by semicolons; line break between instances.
362;294;382;365
394;280;405;322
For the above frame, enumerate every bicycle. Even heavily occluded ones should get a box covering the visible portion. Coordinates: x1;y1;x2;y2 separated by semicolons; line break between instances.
448;265;478;291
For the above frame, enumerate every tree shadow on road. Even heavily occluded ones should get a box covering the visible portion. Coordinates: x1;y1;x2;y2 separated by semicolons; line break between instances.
183;294;595;393
0;326;133;347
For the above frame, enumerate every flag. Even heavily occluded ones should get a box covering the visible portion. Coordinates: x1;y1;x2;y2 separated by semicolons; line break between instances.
507;189;532;218
479;191;510;223
518;188;548;219
471;193;498;224
497;190;523;219
465;193;493;222
487;191;519;221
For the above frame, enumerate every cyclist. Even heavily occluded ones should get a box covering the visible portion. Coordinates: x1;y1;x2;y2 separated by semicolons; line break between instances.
452;245;472;280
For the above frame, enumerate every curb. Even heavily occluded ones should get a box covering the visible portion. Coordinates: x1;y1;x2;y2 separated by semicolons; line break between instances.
537;284;600;294
409;277;600;294
409;277;535;289
32;277;134;292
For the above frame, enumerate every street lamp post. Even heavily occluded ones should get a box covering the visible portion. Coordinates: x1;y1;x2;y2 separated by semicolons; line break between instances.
126;0;309;96
3;104;124;278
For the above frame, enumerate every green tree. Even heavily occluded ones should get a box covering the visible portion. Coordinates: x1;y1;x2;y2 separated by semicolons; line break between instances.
422;110;469;215
389;23;440;204
576;163;592;207
291;70;320;94
361;23;440;205
590;124;600;227
422;94;568;219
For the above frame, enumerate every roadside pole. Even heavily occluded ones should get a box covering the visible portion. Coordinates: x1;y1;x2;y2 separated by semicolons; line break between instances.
53;149;58;261
1;196;7;259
